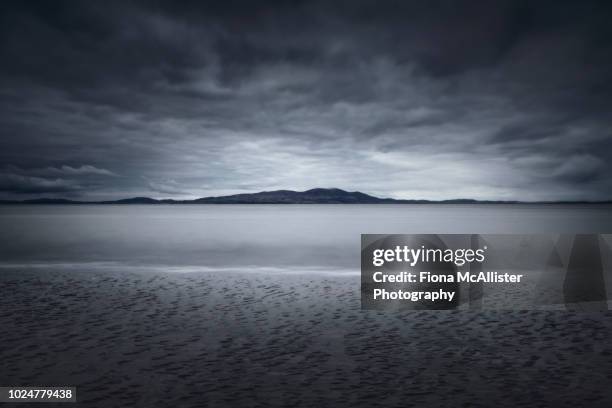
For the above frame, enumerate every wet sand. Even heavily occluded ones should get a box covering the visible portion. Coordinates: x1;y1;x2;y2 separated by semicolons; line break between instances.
1;268;612;407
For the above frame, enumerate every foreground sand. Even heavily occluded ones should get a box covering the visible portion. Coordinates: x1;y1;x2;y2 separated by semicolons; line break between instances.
1;268;612;407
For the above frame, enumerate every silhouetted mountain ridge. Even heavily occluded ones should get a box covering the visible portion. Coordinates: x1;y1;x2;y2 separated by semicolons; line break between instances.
1;188;611;204
193;188;393;204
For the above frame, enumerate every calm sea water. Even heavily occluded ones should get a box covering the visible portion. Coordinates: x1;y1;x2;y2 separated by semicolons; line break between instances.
1;204;611;274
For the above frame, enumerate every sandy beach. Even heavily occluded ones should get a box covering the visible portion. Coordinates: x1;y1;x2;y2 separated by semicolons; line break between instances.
1;267;611;407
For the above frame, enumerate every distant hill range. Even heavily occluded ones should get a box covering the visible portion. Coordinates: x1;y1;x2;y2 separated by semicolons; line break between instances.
0;188;610;205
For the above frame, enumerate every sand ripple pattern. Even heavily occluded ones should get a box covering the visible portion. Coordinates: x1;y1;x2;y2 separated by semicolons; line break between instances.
1;269;612;407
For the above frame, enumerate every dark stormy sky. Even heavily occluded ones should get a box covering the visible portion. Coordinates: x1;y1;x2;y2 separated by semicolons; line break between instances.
1;0;612;201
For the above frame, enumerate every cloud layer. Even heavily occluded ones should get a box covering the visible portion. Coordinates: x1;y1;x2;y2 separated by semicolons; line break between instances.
1;0;611;200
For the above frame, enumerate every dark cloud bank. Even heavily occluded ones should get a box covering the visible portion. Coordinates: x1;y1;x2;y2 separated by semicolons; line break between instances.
1;0;611;200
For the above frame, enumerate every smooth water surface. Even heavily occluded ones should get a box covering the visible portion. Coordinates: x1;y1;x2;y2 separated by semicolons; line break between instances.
1;204;611;273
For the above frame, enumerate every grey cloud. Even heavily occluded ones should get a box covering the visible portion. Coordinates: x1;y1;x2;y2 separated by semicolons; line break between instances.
1;1;611;201
0;165;117;197
36;165;118;177
146;178;190;196
0;173;81;194
62;165;114;176
490;122;560;145
552;155;606;184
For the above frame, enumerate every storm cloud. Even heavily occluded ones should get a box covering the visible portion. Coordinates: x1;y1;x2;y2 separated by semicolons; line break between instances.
1;0;611;200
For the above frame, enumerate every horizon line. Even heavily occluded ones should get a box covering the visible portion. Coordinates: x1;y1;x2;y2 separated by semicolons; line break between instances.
1;188;611;205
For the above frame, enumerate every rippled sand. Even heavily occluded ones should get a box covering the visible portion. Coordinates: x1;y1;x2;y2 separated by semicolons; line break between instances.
1;268;612;407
